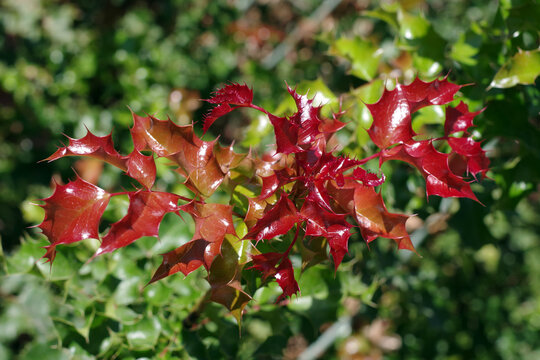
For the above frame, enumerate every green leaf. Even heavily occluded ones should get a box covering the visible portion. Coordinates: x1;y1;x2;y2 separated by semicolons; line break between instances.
450;34;479;66
398;10;430;40
490;49;540;88
124;317;162;351
331;37;382;81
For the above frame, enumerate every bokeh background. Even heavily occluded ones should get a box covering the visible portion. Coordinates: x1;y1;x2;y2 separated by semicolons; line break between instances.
1;0;539;359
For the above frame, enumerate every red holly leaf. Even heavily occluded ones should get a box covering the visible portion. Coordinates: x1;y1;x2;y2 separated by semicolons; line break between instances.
287;86;323;146
130;112;196;157
244;194;301;242
381;140;478;201
447;137;490;179
268;113;303;154
149;239;208;282
126;149;156;189
95;191;181;256
203;103;233;134
444;101;483;136
275;258;300;302
203;83;253;134
37;176;111;262
182;202;236;244
367;77;463;148
259;173;280;200
206;83;253;106
300;200;352;269
327;180;415;252
44;129;126;170
249;252;282;280
249;252;299;301
130;112;226;196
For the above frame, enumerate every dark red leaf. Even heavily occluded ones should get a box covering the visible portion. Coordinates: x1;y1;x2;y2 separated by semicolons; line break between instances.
95;191;181;256
381;140;478;201
244;194;300;242
275;258;300;302
249;252;282;280
149;239;208;282
203;103;233;134
259;173;280;200
352;168;386;186
206;83;253;106
268;113;302;154
126;149;156;189
38;176;111;263
300;200;352;269
45;129;126;170
327;180;415;252
444;101;483;136
249;252;299;301
367;77;463;148
447;137;490;179
287;86;323;146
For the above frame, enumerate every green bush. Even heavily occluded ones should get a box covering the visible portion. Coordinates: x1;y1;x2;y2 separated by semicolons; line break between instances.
1;0;539;359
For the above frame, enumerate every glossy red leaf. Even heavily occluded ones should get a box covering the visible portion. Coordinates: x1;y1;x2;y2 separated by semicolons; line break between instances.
300;200;352;269
259;173;280;200
366;82;416;148
149;239;208;282
130;112;197;157
38;176;111;262
444;101;483;136
206;83;253;106
45;129;126;170
367;77;463;148
249;252;299;301
130;112;226;196
327;180;415;252
381;140;478;201
249;252;282;280
96;191;180;256
203;103;233;134
182;202;236;244
268;113;302;154
352;168;386;186
275;258;300;302
126;149;156;189
447;137;490;179
244;194;300;242
287;86;323;146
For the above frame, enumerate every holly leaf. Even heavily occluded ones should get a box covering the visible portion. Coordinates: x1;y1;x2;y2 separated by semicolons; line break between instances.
130;112;226;197
249;252;299;302
37;176;111;263
447;137;490;179
95;191;181;256
327;180;415;252
206;83;253;106
274;258;300;302
268;113;303;154
244;194;301;243
381;140;478;201
367;77;463;148
203;83;254;134
203;104;233;134
149;239;208;282
300;200;352;270
126;150;156;189
444;101;483;136
44;129;126;170
490;48;540;88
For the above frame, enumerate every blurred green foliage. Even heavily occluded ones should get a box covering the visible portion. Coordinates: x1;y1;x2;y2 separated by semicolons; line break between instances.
1;0;539;359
